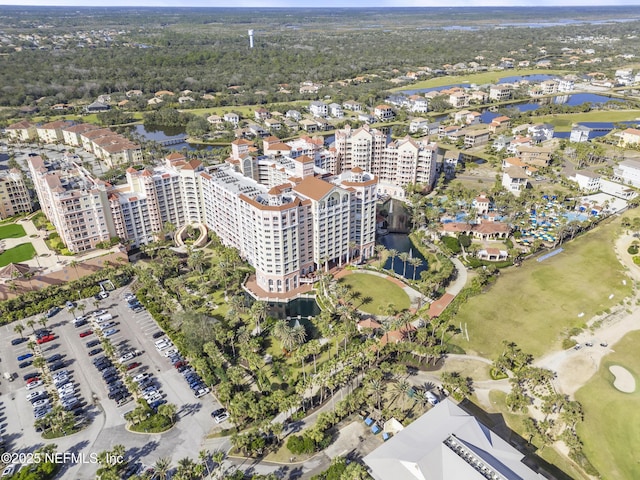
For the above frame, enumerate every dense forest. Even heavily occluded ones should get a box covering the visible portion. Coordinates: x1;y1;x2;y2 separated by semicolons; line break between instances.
1;6;640;112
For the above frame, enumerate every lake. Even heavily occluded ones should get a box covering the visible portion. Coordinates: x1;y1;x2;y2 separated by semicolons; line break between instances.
131;124;216;151
378;233;429;280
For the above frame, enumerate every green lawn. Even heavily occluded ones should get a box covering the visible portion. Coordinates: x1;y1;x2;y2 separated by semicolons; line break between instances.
0;243;36;267
390;69;568;92
454;217;632;359
575;331;640;480
0;223;26;240
339;273;410;315
536;110;640;132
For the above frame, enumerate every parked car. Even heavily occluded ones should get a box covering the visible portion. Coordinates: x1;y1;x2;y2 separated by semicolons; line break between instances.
47;306;61;318
195;387;210;398
88;348;103;356
18;360;33;369
79;330;93;338
96;291;109;300
27;390;46;401
17;353;33;361
213;411;229;424
151;331;165;339
37;335;55;345
65;300;75;309
32;398;50;409
23;372;40;381
50;362;65;371
11;337;27;346
126;362;141;371
86;339;100;348
104;328;118;337
133;373;150;383
26;380;43;390
46;354;63;363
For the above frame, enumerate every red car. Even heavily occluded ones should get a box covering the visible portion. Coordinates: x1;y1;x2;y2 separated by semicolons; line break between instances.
174;360;188;369
36;335;55;344
26;376;41;384
126;362;141;371
79;330;93;338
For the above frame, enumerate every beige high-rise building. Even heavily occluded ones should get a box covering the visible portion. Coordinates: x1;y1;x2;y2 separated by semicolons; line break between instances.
0;169;32;219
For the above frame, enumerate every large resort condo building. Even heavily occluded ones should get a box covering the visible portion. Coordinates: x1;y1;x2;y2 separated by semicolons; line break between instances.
27;147;378;295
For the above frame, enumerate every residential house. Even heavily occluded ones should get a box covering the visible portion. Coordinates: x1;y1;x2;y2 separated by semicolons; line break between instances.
558;76;575;92
540;79;559;95
470;90;488;103
472;194;491;215
448;91;470;108
570;124;593;143
224;112;240;126
264;118;282;131
618;128;640;147
464;128;491;148
342;100;362;112
614;159;640;188
408;95;429;113
488;84;512;101
374;105;395;121
489;115;511;133
516;146;553;167
570;171;601;193
299;119;319;133
358;113;376;124
528;123;554;143
285;110;302;121
502;167;529;195
328;103;344;118
254;108;271;122
309;101;328;118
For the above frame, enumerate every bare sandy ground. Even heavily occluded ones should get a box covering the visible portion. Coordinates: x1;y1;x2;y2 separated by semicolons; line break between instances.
609;365;636;393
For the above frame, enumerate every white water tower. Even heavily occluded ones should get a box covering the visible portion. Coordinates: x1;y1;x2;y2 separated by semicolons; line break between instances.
248;29;254;49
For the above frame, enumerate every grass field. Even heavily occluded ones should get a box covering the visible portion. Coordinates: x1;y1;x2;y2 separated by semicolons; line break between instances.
390;69;568;92
338;273;410;315
575;330;640;480
454;217;632;359
0;223;26;240
0;243;36;267
536;110;640;132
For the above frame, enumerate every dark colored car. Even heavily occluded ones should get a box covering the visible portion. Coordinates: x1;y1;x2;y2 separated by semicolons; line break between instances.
35;329;52;339
19;360;33;368
211;408;225;418
151;331;165;339
86;339;100;348
50;361;65;371
88;348;102;356
17;353;33;361
126;362;141;371
11;337;27;346
46;354;63;363
47;306;61;318
23;372;39;381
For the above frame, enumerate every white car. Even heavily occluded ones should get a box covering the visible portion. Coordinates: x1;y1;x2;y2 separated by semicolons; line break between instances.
118;352;135;363
132;373;150;383
163;348;178;358
214;412;230;424
195;387;210;398
27;380;43;390
52;370;69;379
27;390;45;401
58;384;74;395
156;342;173;351
145;393;162;403
32;398;50;409
54;376;69;387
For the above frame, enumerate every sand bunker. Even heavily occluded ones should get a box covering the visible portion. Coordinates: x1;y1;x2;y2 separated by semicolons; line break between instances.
609;365;636;393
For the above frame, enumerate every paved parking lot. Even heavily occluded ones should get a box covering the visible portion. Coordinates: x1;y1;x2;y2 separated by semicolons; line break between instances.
0;286;224;479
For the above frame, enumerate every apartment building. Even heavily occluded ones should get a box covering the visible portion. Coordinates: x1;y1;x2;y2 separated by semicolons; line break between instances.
0;169;32;219
488;84;512;101
28;155;115;253
5;120;37;142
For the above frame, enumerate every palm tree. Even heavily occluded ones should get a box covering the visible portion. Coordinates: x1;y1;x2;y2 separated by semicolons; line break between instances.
375;245;386;269
250;300;267;334
26;319;36;334
38;316;48;330
273;320;306;352
198;450;212;479
158;403;178;426
388;249;398;271
409;257;423;281
153;457;171;480
399;252;410;278
13;323;25;338
175;457;196;479
69;260;80;280
366;378;385;411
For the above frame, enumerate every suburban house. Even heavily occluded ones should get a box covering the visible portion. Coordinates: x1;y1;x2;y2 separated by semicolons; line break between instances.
285;110;302;121
254;108;271;121
516;146;553;167
328;103;344;118
488;84;512;101
570;171;601;193
409;118;430;134
502;167;529;195
224;112;240;126
464;128;491;148
342;100;362;111
299;119;319;133
478;248;509;261
408;95;429;113
85;101;111;113
448;91;470;108
570;124;594;143
264;118;282;131
614;159;640;188
472;194;490;215
618;128;640;147
374;105;395;121
489;115;511;133
364;399;545;480
309;101;328;118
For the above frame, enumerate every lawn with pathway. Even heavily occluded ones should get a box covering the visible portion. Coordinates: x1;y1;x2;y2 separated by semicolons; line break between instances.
454;217;632;359
0;223;26;239
0;242;35;267
338;272;411;315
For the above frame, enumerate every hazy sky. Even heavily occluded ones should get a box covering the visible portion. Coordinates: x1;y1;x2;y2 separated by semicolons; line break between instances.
1;0;640;6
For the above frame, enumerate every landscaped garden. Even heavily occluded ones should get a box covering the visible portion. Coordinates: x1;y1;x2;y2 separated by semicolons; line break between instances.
453;216;632;359
0;242;36;267
0;223;26;239
337;272;411;315
575;330;640;480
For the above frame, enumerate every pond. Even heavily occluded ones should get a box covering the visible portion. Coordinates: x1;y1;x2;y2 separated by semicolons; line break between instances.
131;124;216;151
378;233;429;280
497;74;557;84
264;297;320;320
